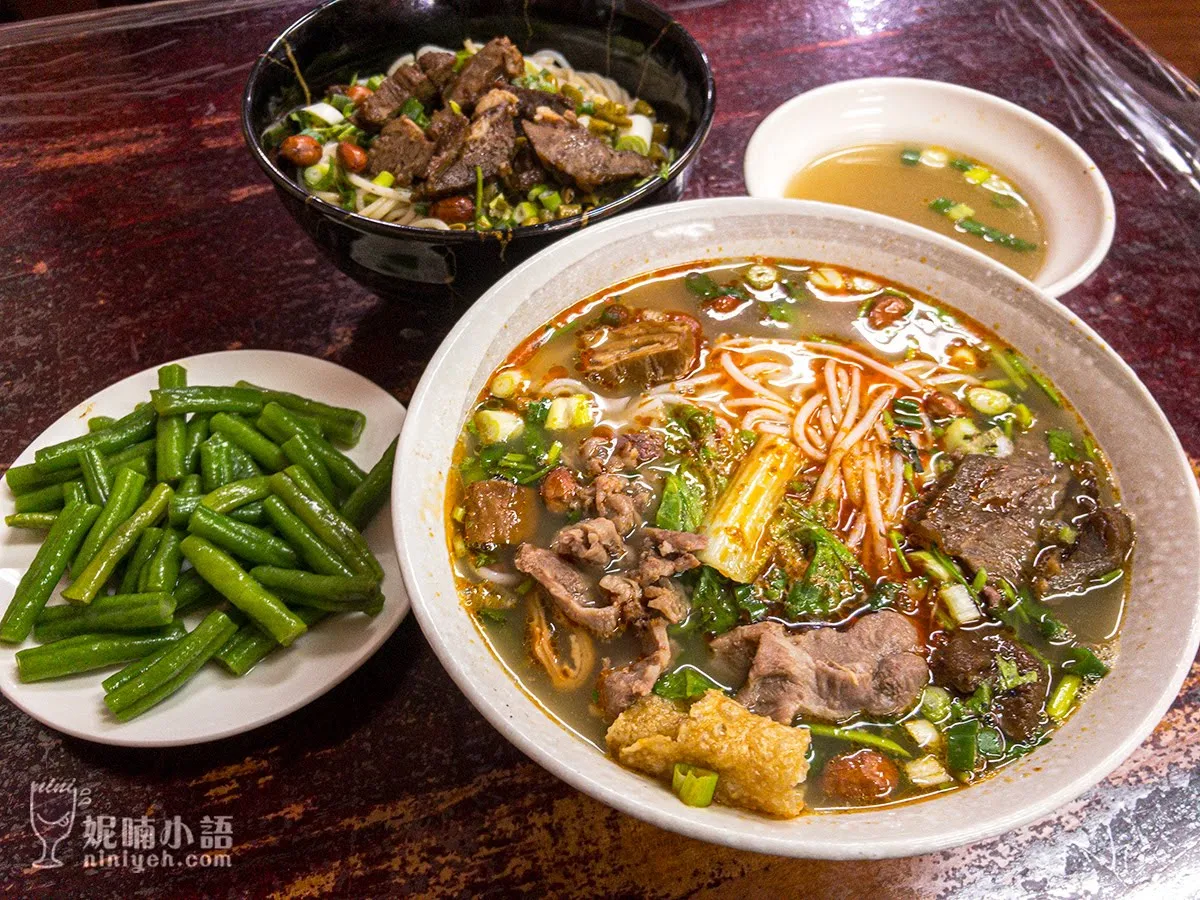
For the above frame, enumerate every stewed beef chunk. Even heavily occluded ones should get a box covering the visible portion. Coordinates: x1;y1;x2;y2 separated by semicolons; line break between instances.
907;450;1070;584
463;479;538;548
540;465;582;514
596;618;672;718
417;50;457;91
445;37;524;110
578;315;701;390
551;517;626;567
930;628;994;694
366;116;433;181
358;64;434;128
422;106;470;181
523;119;656;192
514;544;622;638
509;85;573;120
710;612;929;724
1034;506;1133;597
420;89;518;198
503;141;549;195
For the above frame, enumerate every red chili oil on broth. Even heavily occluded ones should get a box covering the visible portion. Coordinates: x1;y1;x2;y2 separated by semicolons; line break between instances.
446;258;1130;815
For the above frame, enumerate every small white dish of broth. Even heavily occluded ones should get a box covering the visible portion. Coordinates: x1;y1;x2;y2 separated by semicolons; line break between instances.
743;78;1114;296
393;198;1199;859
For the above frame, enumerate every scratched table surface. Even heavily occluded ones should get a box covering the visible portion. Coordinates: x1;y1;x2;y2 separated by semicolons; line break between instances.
2;0;1200;896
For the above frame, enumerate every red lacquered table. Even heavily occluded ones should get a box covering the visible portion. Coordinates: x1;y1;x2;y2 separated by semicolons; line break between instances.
2;0;1199;895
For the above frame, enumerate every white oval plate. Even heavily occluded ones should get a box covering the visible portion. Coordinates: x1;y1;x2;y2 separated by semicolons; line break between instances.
743;77;1115;297
0;350;408;747
394;197;1199;859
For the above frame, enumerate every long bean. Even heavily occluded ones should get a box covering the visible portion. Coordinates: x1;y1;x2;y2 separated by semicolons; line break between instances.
5;512;59;530
228;444;264;479
262;496;353;577
63;481;88;506
288;466;379;575
281;434;336;500
250;566;379;609
34;592;176;643
214;605;325;677
155;364;188;482
101;643;176;693
0;502;101;643
187;505;299;569
119;527;162;594
103;610;236;717
168;474;203;528
88;415;118;432
200;476;271;514
199;435;234;493
142;526;184;592
72;466;146;577
5;439;151;496
239;382;365;447
258;403;364;493
269;470;380;578
341;437;396;530
256;401;323;444
63;482;173;604
13;482;73;514
16;624;185;682
210;413;288;472
171;568;218;615
151;386;264;417
78;447;111;505
34;404;157;472
182;415;210;475
179;536;306;645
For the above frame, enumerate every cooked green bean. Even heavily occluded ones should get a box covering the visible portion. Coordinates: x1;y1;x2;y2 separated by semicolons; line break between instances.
228;444;265;479
71;466;147;577
341;437;397;530
270;470;380;578
281;434;336;500
78;447;111;505
0;502;101;643
16;624;185;682
6;441;151;496
262;496;353;576
238;382;365;447
101;642;176;693
171;568;218;614
250;566;379;609
103;610;236;718
257;402;365;492
151;386;265;417
142;526;184;592
155;364;189;483
214;605;325;677
120;527;162;595
168;474;203;528
5;512;59;530
63;481;88;507
63;483;173;604
187;505;299;568
88;415;118;432
225;500;267;525
14;482;74;514
255;401;324;445
33;404;157;472
288;466;379;574
200;476;271;514
199;435;234;493
210;413;288;472
182;415;210;475
179;536;306;645
34;592;176;643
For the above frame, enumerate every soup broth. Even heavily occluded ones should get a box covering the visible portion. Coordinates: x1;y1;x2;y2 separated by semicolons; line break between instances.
447;258;1129;816
786;143;1047;280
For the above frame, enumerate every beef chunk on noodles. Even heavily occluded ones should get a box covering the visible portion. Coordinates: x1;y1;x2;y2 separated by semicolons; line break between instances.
463;479;537;548
523;119;656;192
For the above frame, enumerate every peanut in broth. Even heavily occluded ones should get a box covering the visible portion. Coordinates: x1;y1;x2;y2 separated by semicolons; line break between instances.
447;258;1127;813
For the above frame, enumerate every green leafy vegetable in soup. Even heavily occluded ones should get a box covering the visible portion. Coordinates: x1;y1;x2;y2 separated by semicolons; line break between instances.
447;257;1132;817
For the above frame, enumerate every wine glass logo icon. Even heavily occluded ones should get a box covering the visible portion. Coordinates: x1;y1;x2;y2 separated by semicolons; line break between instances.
29;780;78;869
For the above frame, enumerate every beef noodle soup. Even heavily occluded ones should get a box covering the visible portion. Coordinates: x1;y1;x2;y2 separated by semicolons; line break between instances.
446;259;1132;817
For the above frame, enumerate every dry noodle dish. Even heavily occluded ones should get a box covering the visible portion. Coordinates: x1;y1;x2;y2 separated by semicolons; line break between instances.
446;259;1133;817
265;37;673;231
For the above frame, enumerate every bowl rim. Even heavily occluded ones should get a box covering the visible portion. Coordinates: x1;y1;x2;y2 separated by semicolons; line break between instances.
742;76;1117;297
394;196;1199;858
239;0;716;244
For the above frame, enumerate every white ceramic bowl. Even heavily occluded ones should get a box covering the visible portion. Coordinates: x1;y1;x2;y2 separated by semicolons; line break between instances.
393;198;1198;859
743;78;1115;297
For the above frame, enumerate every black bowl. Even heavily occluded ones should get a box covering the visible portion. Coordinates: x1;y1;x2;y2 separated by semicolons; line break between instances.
241;0;715;299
